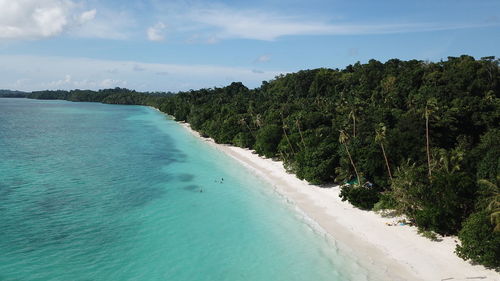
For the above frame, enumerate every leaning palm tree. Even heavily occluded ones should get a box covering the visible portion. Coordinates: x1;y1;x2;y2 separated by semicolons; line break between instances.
295;118;306;148
375;123;392;181
339;129;361;186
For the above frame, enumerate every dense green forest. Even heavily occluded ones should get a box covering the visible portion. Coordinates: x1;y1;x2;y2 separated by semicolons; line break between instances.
27;55;499;268
0;89;27;98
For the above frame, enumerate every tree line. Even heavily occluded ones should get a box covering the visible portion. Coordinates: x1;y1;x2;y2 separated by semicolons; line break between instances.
0;90;27;98
28;55;499;268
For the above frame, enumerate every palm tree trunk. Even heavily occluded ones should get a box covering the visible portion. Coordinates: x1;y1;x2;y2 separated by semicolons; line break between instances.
345;144;361;186
281;112;295;154
353;114;356;138
380;143;393;181
279;151;286;161
244;121;255;138
426;113;432;178
282;124;295;154
296;119;306;148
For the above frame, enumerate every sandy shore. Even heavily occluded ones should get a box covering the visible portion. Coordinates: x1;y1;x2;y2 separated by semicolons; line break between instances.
177;121;498;281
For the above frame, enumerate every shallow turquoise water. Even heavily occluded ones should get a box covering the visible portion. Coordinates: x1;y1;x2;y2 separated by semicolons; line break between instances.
0;98;374;281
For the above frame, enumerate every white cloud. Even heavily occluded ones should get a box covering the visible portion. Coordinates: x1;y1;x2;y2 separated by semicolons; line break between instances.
1;1;494;42
0;1;133;41
0;55;286;92
0;0;99;40
188;8;328;41
46;74;72;87
78;9;96;24
147;22;166;41
42;74;127;89
182;6;495;41
14;78;31;89
0;0;69;39
133;64;146;72
100;78;127;88
69;8;133;40
205;35;218;44
185;33;219;44
255;55;271;63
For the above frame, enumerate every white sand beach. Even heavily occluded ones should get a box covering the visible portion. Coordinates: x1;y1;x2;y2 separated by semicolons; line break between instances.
178;121;499;281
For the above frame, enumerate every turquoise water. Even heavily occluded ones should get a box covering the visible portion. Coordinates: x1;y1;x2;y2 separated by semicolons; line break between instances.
0;98;374;281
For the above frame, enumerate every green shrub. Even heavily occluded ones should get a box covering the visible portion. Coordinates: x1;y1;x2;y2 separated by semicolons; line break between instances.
414;171;476;235
456;210;500;269
339;184;380;210
391;162;476;235
475;129;499;182
372;192;398;212
417;228;439;241
294;144;338;184
254;125;282;158
232;132;255;148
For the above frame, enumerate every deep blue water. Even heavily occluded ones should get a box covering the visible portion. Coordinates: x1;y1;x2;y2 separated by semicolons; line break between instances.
0;98;374;281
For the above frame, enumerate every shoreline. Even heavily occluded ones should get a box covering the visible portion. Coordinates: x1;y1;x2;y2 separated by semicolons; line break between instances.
174;119;499;281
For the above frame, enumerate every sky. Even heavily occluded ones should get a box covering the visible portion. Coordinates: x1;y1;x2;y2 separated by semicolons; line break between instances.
0;0;499;92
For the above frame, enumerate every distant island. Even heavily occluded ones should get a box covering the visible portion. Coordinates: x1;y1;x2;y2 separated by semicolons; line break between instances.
19;55;500;269
0;90;27;98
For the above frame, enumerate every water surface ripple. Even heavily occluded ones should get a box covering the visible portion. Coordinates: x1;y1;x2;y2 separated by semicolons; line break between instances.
0;98;373;281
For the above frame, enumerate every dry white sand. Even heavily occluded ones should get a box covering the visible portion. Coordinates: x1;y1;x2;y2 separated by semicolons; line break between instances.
178;121;499;281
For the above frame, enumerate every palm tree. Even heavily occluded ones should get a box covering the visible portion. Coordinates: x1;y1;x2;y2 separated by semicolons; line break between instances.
432;147;464;174
295;118;306;148
347;97;364;138
478;177;500;232
281;112;295;154
375;123;392;181
238;116;254;137
348;109;357;138
339;129;361;186
253;114;262;128
424;98;438;178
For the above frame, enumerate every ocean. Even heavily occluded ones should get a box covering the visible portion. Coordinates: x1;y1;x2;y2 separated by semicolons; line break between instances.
0;98;375;281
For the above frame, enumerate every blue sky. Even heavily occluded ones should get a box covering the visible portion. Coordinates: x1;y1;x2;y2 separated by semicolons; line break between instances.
0;0;499;92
